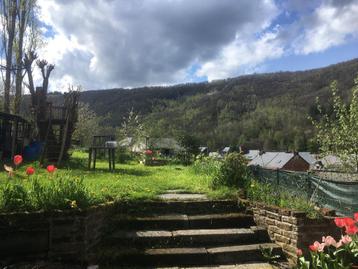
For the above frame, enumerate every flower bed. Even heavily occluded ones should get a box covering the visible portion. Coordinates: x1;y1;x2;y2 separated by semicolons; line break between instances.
249;201;341;265
297;213;358;268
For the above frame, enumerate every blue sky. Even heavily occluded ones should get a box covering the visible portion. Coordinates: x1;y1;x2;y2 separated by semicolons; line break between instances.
36;0;358;90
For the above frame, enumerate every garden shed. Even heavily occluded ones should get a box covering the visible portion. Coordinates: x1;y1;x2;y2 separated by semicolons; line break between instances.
0;112;31;159
249;151;315;172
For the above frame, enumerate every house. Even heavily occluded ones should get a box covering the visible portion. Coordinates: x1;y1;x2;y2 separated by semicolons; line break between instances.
249;151;316;172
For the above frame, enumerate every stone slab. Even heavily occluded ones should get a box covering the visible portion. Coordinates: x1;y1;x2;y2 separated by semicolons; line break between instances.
158;193;208;201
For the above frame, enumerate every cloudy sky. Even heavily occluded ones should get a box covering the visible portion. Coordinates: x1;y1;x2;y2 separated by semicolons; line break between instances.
37;0;358;91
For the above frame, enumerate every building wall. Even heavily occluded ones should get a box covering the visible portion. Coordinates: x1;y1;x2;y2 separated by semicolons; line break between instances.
283;155;309;171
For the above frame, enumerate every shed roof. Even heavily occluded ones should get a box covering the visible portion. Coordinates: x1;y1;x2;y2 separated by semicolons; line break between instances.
249;151;315;170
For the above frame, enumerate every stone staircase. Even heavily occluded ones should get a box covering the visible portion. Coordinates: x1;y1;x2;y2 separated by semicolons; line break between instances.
97;193;283;268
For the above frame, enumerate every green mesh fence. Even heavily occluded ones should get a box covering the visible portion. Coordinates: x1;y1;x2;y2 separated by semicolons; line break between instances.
251;167;358;216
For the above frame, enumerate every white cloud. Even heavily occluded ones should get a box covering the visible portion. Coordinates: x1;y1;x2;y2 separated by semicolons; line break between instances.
35;0;280;90
31;0;358;91
197;30;284;81
293;1;358;54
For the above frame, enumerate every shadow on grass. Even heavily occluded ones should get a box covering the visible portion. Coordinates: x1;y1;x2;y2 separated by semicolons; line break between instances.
116;168;152;177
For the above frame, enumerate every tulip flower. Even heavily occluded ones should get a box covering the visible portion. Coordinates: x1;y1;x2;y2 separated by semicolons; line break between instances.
26;166;35;176
47;165;56;173
296;249;303;257
345;224;358;235
13;155;23;166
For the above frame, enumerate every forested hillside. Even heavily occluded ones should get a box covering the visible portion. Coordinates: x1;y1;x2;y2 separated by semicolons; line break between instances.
56;58;358;151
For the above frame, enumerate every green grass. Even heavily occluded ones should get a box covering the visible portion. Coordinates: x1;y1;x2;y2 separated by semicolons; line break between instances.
0;151;237;212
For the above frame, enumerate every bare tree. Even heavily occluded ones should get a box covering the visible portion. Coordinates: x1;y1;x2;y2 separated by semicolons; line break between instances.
1;0;17;113
23;50;37;106
14;0;38;113
37;59;55;94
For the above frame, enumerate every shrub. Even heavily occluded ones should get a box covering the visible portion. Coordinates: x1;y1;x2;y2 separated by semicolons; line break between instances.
211;152;250;189
192;155;222;177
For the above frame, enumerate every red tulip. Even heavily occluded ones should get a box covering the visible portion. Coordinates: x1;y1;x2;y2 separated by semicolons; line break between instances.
345;224;358;235
342;217;355;227
144;150;153;155
354;212;358;222
47;165;56;173
296;249;303;257
13;155;23;166
26;166;35;176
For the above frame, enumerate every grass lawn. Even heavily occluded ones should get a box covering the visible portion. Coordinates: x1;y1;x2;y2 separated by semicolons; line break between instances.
0;151;237;212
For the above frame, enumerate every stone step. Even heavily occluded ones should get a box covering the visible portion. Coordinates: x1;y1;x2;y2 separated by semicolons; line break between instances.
109;213;255;231
105;227;269;248
97;243;282;267
99;262;275;268
111;200;243;216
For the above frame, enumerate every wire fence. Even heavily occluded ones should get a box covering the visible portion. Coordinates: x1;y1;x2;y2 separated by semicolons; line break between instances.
251;166;358;216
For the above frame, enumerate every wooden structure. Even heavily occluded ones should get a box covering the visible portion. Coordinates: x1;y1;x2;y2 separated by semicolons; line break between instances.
0;112;31;159
88;135;116;172
39;91;79;165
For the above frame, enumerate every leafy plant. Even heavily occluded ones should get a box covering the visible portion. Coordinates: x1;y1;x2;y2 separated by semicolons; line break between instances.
192;155;222;177
247;180;320;218
311;77;358;171
0;181;31;212
211;152;250;189
260;246;281;265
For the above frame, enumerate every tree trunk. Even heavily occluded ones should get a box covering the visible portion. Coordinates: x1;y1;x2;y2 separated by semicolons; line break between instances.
3;0;17;113
14;1;26;114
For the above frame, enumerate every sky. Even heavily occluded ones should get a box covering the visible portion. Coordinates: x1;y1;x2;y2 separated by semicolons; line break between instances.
35;0;358;91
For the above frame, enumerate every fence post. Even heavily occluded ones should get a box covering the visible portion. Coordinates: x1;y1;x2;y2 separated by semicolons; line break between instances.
276;169;280;185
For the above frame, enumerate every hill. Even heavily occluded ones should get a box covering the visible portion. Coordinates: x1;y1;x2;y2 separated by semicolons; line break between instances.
55;58;358;150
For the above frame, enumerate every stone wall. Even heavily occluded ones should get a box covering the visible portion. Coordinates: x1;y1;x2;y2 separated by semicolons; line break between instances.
0;202;113;266
250;202;341;264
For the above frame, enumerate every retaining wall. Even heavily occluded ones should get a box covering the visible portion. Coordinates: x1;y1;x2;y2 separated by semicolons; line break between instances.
250;202;341;264
0;202;113;266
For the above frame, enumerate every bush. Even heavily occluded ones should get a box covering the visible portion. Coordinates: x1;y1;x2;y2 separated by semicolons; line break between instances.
192;155;222;177
211;152;250;189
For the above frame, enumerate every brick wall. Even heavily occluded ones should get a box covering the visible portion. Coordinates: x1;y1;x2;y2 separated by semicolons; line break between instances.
250;202;341;264
0;202;113;265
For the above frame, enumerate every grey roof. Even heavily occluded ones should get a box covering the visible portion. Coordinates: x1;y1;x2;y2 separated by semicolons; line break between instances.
244;150;260;161
249;151;314;170
222;147;230;153
266;152;294;169
299;152;316;164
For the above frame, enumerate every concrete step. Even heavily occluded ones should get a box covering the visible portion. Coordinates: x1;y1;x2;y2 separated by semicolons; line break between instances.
97;243;282;267
106;227;269;248
99;263;275;268
109;213;255;231
111;200;243;216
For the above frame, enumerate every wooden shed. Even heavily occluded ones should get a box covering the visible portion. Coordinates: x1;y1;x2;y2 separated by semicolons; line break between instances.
0;112;31;159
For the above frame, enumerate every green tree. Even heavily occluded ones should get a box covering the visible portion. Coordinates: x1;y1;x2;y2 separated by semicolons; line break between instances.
311;77;358;171
73;103;101;147
117;107;146;142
